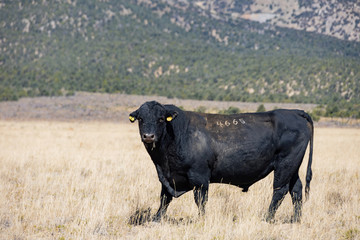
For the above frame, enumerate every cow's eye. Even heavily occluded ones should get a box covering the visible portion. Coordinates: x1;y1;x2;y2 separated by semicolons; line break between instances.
158;117;165;123
138;117;143;122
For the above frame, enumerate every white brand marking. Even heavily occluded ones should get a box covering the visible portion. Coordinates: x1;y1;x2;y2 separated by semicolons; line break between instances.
216;118;246;127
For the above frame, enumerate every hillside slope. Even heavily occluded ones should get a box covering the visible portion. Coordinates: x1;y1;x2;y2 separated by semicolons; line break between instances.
0;0;359;117
187;0;360;41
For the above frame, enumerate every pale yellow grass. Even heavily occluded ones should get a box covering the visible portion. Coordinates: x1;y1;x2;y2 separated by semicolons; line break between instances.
0;121;359;240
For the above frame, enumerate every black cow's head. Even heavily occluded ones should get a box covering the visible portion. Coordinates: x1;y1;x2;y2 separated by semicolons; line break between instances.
129;101;178;147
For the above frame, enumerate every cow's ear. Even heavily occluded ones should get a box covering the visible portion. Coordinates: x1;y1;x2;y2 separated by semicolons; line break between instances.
129;110;138;123
166;110;178;122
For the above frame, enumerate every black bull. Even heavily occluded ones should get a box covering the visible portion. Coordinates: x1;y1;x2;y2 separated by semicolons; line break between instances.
129;101;313;222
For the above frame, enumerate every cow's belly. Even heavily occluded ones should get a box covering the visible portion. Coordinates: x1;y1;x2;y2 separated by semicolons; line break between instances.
210;142;276;187
210;160;274;187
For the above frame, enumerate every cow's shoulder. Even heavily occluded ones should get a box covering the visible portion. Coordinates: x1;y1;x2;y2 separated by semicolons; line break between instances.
184;111;207;127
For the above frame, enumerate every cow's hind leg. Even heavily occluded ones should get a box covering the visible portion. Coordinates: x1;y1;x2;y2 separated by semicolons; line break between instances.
266;182;289;223
289;173;303;223
266;137;308;223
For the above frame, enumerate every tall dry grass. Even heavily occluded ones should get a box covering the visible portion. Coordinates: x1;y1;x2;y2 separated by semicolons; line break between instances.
0;120;359;239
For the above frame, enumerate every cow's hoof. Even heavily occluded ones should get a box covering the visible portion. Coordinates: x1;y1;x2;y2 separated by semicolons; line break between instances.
152;214;164;223
264;214;275;224
290;216;301;224
128;207;152;225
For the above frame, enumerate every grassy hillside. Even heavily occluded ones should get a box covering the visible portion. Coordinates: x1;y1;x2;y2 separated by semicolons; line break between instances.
0;0;359;117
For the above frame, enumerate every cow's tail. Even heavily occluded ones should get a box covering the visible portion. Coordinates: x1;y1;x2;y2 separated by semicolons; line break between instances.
302;111;314;202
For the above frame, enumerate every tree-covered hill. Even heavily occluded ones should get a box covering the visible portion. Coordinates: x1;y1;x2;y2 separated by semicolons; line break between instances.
188;0;360;42
0;0;359;117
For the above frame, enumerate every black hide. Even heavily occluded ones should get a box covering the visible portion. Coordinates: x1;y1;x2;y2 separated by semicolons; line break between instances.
129;101;313;223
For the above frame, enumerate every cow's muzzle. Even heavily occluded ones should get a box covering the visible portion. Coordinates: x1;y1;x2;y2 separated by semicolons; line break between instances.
142;133;155;144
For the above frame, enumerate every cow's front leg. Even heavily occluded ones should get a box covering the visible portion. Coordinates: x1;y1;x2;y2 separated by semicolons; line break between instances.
193;184;208;216
189;166;211;216
153;185;173;222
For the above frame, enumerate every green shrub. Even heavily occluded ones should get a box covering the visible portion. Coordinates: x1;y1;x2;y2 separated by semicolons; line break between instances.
194;106;207;113
219;106;241;115
256;104;266;112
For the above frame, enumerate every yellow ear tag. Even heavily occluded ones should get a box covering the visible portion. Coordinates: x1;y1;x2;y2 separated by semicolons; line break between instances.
166;116;173;122
129;116;135;122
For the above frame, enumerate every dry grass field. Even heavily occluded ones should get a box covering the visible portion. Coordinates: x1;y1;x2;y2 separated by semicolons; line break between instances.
0;120;359;240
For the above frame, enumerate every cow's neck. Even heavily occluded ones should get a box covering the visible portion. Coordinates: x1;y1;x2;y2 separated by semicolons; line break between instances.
147;131;176;165
148;112;190;166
